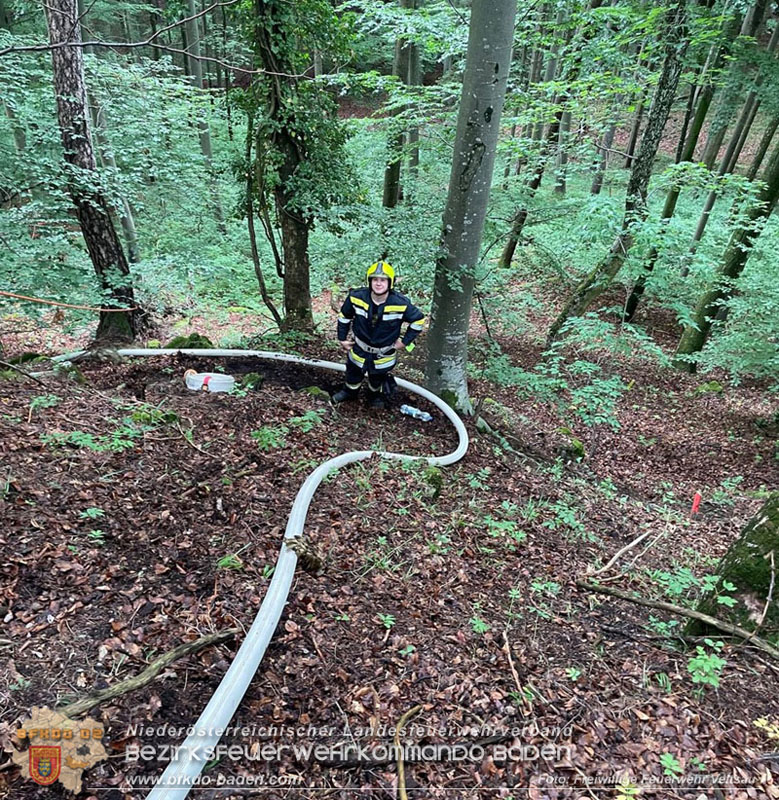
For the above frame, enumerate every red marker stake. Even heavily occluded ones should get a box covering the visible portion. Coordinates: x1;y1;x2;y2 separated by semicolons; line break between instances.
691;492;702;514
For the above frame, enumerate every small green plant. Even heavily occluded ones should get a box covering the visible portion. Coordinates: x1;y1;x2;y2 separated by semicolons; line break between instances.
598;477;618;500
710;475;744;506
217;554;244;570
646;615;680;637
518;498;546;521
468;467;492;490
469;615;490;634
687;639;726;691
659;752;683;777
79;507;105;520
654;672;672;693
334;611;350;622
399;644;415;657
564;667;582;681
378;612;396;630
261;564;275;579
289;410;325;432
9;676;31;691
130;404;178;426
531;580;561;596
427;531;452;555
689;756;706;772
86;529;106;545
28;394;60;420
251;425;289;451
482;515;526;548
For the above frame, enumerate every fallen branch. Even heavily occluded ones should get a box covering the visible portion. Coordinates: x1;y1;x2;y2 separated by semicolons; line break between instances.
395;705;423;800
0;359;47;386
57;629;238;718
503;629;533;717
587;529;652;578
576;580;779;661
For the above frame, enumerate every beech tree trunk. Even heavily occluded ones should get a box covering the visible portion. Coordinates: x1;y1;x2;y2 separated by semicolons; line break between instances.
424;0;516;410
45;0;137;342
688;493;779;638
547;2;688;343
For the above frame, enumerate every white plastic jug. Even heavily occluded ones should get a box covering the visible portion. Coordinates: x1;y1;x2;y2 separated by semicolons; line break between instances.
184;370;236;393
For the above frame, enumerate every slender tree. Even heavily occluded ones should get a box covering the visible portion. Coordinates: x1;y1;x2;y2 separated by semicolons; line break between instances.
185;0;226;232
673;133;779;370
250;0;356;331
382;0;417;209
45;0;137;342
547;1;689;343
424;0;517;410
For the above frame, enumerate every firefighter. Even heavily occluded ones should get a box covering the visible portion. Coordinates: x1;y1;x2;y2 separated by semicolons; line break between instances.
332;261;425;409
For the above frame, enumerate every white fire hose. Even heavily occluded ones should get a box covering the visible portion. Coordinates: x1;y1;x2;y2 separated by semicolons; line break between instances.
53;348;469;798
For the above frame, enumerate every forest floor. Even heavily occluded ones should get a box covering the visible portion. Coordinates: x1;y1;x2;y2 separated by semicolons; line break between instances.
1;303;778;800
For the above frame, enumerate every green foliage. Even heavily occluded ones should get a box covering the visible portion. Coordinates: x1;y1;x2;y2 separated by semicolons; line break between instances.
251;425;289;451
660;752;684;777
481;337;627;432
469;615;490;635
216;554;244;570
377;612;396;630
28;394;60;415
687;639;727;690
288;410;325;432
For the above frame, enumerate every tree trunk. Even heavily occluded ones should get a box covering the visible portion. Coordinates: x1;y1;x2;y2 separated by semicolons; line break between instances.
673;134;779;369
623;56;722;321
406;8;421;186
0;0;12;29
688;494;779;638
746;115;779;180
698;0;766;168
689;21;779;248
185;0;226;233
554;110;571;195
498;114;562;268
623;99;645;168
92;106;140;263
590;119;617;196
253;0;316;332
382;0;416;209
245;113;282;328
424;0;516;410
45;0;137;343
547;2;688;343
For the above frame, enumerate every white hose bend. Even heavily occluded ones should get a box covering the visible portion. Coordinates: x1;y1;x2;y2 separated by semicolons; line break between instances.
55;348;468;797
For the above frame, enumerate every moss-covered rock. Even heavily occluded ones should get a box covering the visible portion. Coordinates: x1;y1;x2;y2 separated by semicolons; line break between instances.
689;493;779;641
422;466;444;500
302;386;330;400
695;380;724;395
165;333;214;349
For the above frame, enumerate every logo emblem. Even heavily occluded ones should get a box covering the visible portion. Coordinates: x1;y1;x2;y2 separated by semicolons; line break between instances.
12;707;107;792
30;746;61;786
